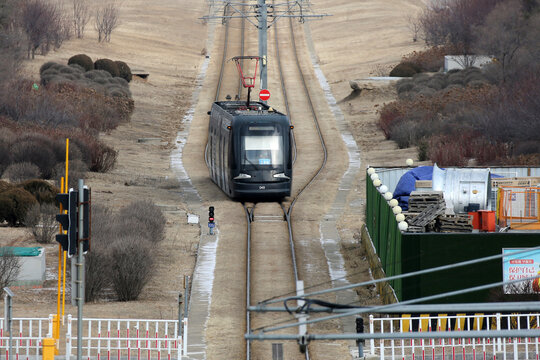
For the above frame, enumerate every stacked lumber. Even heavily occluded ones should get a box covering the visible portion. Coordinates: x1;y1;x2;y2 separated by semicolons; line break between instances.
436;214;473;233
405;192;446;232
408;191;446;212
403;191;473;233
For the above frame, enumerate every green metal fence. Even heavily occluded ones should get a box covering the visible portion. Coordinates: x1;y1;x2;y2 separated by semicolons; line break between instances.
365;175;403;299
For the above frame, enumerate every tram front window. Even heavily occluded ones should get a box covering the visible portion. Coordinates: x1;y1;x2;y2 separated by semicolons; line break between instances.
241;126;283;167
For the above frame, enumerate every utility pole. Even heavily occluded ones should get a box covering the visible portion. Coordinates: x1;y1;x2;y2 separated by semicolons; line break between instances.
202;0;328;92
257;0;268;90
77;179;85;360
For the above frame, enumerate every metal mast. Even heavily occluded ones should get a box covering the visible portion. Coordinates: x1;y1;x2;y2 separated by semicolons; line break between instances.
202;0;328;92
257;0;268;90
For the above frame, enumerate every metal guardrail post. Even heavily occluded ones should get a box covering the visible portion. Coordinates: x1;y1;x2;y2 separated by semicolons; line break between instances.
66;315;72;360
3;287;14;360
369;315;375;355
183;275;190;357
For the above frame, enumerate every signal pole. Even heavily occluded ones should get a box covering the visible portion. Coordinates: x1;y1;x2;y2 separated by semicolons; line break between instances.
202;0;328;92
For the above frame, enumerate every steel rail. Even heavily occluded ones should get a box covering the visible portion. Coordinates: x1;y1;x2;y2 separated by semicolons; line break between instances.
244;10;329;360
244;7;327;360
273;3;297;165
285;15;327;212
243;202;254;360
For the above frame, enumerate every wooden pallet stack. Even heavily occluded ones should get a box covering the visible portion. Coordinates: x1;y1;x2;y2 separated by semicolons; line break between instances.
403;191;473;233
405;191;446;232
436;214;473;233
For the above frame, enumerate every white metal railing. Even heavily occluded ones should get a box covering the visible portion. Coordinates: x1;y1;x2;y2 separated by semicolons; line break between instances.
368;313;540;360
65;315;187;360
0;315;53;360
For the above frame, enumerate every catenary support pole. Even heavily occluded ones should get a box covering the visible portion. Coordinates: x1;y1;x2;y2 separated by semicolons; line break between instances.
77;179;85;360
258;0;267;93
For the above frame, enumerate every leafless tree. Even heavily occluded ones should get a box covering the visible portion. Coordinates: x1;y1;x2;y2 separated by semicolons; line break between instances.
419;0;501;53
20;0;71;59
474;0;530;82
94;2;119;43
72;0;91;39
0;248;21;289
406;14;421;42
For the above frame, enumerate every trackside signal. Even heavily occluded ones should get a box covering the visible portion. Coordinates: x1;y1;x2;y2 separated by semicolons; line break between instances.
56;190;78;256
55;187;91;255
208;206;215;235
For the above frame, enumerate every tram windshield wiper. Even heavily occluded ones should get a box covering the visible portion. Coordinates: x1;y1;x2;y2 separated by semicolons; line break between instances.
244;153;259;170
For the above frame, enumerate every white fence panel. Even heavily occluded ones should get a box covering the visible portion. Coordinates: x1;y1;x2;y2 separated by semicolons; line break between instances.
66;315;185;360
368;313;540;360
0;316;53;360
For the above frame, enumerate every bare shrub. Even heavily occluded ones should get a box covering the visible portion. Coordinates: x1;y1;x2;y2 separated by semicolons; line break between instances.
396;79;415;94
109;236;154;301
0;187;38;225
39;61;59;75
389;62;421;77
72;0;91;39
115;61;132;82
94;58;119;77
90;143;117;172
17;179;59;204
85;204;113;302
0;180;13;193
20;0;71;59
0;136;13;175
0;248;21;288
68;54;94;71
402;46;452;73
52;159;87;189
95;2;119;43
25;203;58;243
85;245;110;302
118;200;166;242
10;139;56;178
2;162;41;182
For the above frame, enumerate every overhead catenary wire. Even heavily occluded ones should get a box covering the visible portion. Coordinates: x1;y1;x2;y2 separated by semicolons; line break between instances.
252;275;540;334
258;244;540;306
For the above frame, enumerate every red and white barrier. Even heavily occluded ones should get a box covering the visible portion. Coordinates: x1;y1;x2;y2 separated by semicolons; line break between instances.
368;313;540;360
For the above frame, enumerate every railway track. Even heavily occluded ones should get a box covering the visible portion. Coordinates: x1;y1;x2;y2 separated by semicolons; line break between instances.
207;5;337;359
243;11;329;360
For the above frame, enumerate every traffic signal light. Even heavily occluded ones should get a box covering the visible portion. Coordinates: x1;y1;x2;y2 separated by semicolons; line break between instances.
209;206;214;223
81;186;91;253
356;317;365;345
55;190;78;256
55;187;91;256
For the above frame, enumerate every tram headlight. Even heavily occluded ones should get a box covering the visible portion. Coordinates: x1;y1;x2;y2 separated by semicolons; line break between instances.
234;173;252;179
273;173;290;179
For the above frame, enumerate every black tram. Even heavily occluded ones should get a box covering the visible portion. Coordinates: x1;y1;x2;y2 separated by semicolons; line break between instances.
206;101;293;199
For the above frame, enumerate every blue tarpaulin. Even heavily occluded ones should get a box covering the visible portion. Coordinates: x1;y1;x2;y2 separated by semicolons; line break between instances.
394;166;503;210
393;166;435;210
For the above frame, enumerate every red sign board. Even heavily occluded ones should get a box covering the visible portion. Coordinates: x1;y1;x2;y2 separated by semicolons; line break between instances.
259;89;270;101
